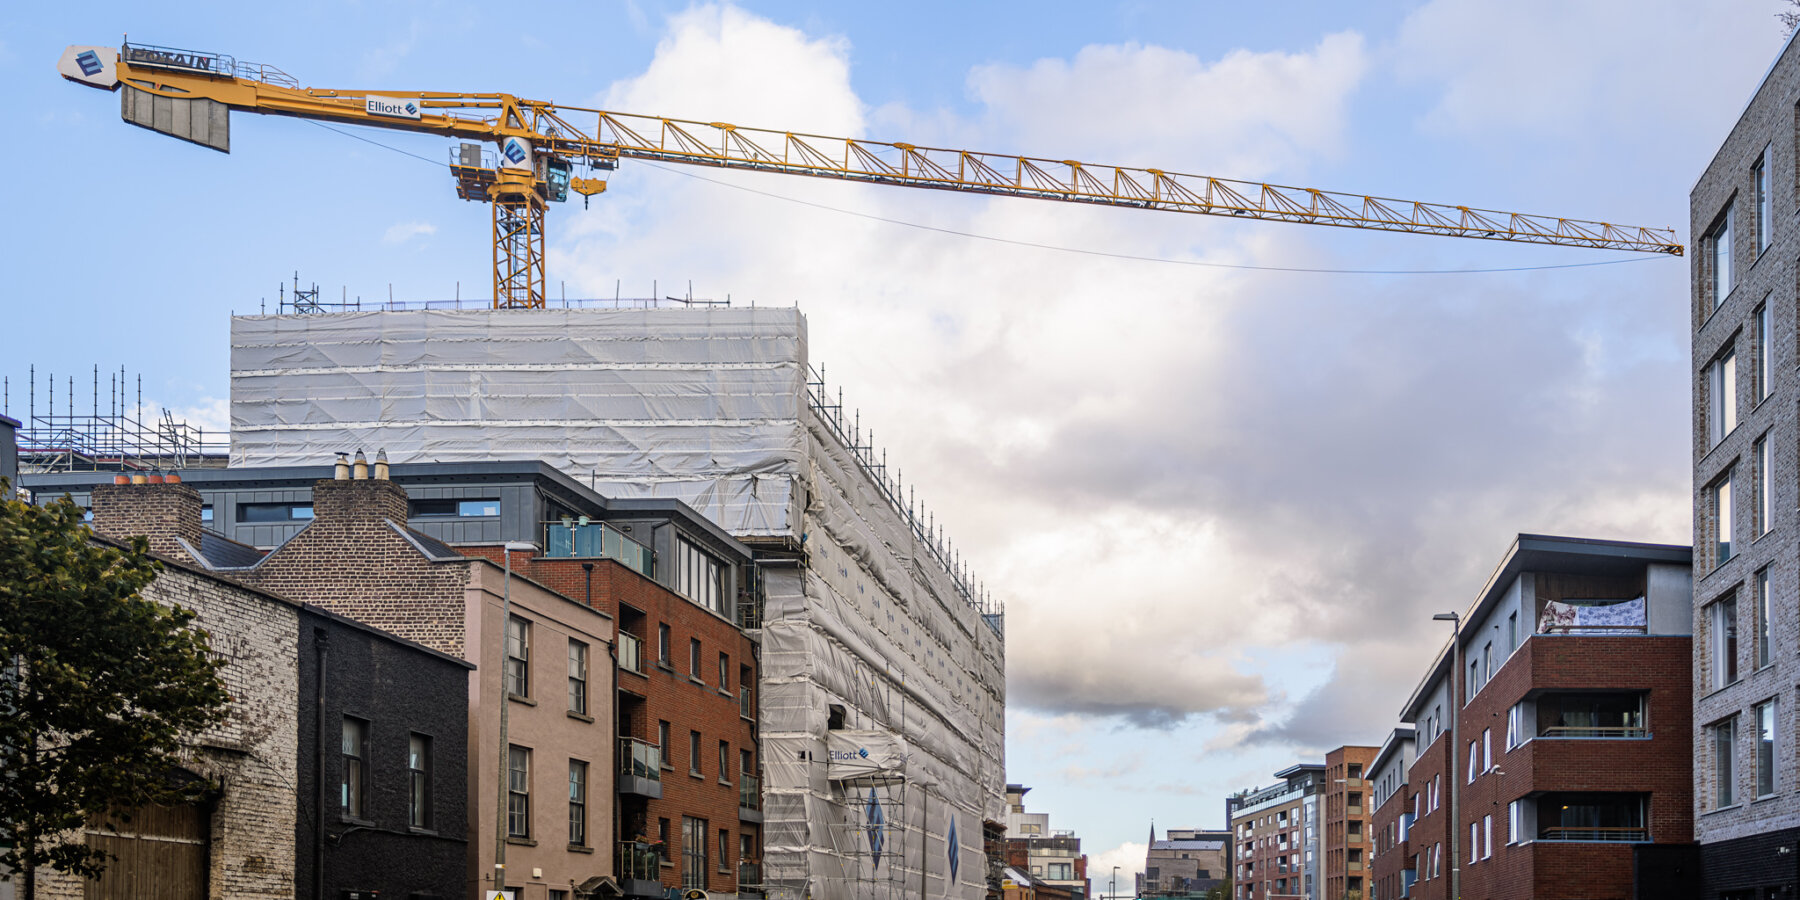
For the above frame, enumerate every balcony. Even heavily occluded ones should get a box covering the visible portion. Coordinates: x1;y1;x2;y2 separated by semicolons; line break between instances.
740;686;755;720
1347;806;1363;816
617;841;664;898
1540;826;1648;841
740;772;763;823
1537;692;1647;740
545;519;654;577
738;861;763;889
618;737;663;798
1535;793;1647;843
618;631;644;675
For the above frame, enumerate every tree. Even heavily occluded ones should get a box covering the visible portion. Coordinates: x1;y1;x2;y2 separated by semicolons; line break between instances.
0;486;230;899
1784;0;1800;36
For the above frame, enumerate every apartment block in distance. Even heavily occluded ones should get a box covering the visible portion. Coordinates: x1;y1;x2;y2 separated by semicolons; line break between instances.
1228;764;1324;900
1691;27;1800;900
1323;744;1377;900
1381;535;1695;900
1139;826;1229;897
1002;785;1090;899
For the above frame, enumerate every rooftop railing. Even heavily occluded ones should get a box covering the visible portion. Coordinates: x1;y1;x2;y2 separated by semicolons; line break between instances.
545;520;654;577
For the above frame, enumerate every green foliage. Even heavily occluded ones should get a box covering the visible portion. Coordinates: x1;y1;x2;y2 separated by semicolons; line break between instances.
0;486;231;885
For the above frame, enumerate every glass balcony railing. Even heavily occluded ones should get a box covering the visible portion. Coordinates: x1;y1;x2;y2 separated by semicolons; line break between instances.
740;773;762;811
619;737;662;782
619;632;644;674
618;841;662;882
738;861;763;887
545;520;654;577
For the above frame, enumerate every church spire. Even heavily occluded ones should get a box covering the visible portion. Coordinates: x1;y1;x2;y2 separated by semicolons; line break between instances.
1148;819;1156;845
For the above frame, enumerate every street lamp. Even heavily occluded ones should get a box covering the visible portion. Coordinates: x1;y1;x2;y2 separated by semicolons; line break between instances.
1432;611;1462;900
1112;864;1119;900
495;540;537;893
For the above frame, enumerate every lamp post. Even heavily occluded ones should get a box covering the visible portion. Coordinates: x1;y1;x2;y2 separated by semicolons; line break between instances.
495;540;537;895
1111;864;1119;900
1432;611;1462;900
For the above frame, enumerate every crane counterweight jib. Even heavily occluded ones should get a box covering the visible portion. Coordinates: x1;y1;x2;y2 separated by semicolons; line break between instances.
64;39;1687;309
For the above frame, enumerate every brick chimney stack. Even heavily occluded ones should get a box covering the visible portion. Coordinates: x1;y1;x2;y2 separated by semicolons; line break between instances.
311;449;409;526
90;480;204;564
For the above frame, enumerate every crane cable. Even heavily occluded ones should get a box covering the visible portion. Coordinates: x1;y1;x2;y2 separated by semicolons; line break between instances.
309;120;1672;277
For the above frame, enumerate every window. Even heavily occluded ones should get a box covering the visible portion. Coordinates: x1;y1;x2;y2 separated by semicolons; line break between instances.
719;741;730;782
1712;471;1736;567
1506;702;1525;749
1756;436;1770;536
690;731;702;777
719;828;731;873
1483;642;1494;681
1482;815;1492;860
1711;595;1740;689
569;760;588;846
239;501;313;522
1507;800;1522;845
1714;717;1738;808
508;745;531;838
410;497;500;517
658;623;671;664
718;652;729;690
659;817;671;862
1756;147;1771;254
1756;700;1777;798
1758;302;1772;401
408;733;432;829
565;639;588;716
658;720;672;770
682;816;710;889
341;717;369;818
1756;569;1772;670
676;537;724;613
506;616;531;698
690;638;702;678
1048;862;1074;880
1508;611;1519;654
1708;209;1733;307
1482;728;1492;772
1467;740;1478;783
1710;349;1738;445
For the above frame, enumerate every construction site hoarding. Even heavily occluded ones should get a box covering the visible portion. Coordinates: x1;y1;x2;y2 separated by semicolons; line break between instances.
230;308;1004;900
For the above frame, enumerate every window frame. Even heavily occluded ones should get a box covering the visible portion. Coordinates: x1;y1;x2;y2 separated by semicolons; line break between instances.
1710;594;1740;689
568;638;589;716
690;730;703;778
1711;470;1736;569
408;732;432;830
341;716;370;820
1707;206;1734;308
689;638;702;679
1755;699;1777;798
569;758;589;847
658;622;672;665
682;815;710;890
505;616;531;699
507;744;532;839
1710;348;1738;447
1756;146;1771;255
1714;716;1738;808
1756;568;1772;670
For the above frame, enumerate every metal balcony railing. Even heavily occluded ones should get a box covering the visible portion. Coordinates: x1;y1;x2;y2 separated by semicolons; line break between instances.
619;632;644;674
1540;725;1647;739
619;737;662;781
618;841;662;882
1540;826;1648;842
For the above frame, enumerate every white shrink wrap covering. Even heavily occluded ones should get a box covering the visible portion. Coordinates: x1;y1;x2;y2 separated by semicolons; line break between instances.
229;308;1004;900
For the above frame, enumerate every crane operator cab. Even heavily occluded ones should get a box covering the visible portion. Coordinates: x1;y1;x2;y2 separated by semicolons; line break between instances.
541;155;571;203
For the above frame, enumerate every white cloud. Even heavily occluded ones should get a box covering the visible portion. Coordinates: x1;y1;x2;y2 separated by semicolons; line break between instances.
1086;841;1147;897
382;221;437;243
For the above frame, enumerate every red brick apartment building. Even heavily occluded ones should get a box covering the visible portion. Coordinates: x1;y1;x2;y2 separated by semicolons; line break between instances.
1368;727;1416;900
29;459;764;899
1324;745;1377;900
1374;535;1696;900
1228;764;1324;899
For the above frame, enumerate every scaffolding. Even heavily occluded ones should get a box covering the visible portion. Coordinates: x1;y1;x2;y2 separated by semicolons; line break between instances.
4;365;228;474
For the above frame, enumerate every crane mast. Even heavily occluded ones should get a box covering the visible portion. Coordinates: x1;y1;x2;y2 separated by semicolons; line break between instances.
60;41;1684;310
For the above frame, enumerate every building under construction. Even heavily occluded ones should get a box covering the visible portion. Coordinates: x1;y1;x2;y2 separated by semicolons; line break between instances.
228;306;1007;900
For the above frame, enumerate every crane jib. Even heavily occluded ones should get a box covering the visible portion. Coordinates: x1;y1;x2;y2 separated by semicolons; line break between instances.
64;39;1688;309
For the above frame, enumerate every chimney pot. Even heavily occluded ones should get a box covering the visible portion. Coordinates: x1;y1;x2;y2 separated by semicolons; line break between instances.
147;474;165;484
374;448;390;481
113;475;129;485
165;473;181;484
131;474;148;485
334;452;350;481
352;450;369;481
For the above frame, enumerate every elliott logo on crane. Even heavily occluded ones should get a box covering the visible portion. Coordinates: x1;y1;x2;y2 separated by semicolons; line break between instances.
60;39;1684;310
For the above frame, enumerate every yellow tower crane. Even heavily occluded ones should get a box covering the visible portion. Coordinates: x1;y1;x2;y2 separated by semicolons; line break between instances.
60;41;1683;310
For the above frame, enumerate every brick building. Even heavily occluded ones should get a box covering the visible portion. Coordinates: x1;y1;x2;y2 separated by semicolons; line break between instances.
1003;785;1091;899
1228;764;1324;900
1140;826;1229;897
1323;745;1377;900
29;459;763;898
1366;727;1415;900
1690;27;1800;900
1380;535;1696;900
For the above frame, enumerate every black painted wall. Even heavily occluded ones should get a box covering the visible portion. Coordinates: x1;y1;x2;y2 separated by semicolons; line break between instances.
297;606;472;900
1698;828;1799;899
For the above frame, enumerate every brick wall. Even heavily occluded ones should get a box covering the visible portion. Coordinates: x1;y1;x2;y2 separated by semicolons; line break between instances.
463;547;763;895
37;564;301;900
241;478;472;657
90;481;204;565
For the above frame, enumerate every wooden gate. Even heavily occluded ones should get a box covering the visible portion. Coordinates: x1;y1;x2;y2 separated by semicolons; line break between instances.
84;803;209;900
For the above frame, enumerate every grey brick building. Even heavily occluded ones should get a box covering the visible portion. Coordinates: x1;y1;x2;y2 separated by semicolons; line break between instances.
1691;29;1800;899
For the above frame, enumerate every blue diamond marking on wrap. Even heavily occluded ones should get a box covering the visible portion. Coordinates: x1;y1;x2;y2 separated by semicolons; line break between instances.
947;815;959;881
77;51;103;76
866;787;885;869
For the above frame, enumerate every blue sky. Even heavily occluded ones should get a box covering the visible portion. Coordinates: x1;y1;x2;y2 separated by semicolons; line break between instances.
4;0;1790;885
